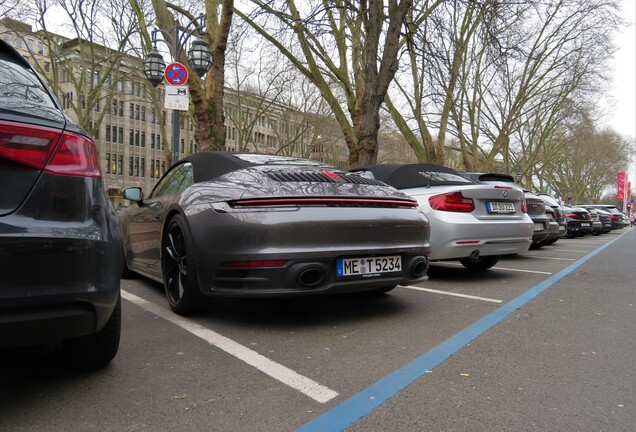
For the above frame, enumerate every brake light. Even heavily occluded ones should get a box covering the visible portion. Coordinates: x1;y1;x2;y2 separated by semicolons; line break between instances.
0;120;101;177
428;191;474;212
0;120;60;169
565;213;577;218
521;199;527;213
232;198;418;208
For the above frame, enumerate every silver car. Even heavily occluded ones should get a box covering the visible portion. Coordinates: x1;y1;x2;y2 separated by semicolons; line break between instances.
354;164;533;271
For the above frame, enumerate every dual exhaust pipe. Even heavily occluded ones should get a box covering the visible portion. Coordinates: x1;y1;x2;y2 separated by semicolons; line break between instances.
296;256;428;288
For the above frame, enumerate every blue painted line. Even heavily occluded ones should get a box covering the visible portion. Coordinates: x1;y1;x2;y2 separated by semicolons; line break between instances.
296;233;629;432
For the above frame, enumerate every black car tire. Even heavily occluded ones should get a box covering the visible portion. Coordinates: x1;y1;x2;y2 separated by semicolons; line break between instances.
459;255;500;271
546;238;558;245
530;241;544;249
162;214;203;315
57;295;121;369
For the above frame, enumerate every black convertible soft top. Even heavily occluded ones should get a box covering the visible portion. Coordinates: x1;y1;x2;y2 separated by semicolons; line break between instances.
183;151;330;183
354;164;473;190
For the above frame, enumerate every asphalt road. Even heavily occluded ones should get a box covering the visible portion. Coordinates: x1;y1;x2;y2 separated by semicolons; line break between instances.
1;228;634;432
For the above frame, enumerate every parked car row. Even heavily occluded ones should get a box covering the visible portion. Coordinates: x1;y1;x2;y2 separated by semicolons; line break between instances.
1;38;630;370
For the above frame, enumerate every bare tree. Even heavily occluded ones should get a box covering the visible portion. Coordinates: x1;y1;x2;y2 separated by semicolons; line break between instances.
235;0;425;168
131;0;234;155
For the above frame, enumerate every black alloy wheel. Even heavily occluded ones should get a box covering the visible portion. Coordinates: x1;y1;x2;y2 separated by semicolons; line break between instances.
162;214;203;315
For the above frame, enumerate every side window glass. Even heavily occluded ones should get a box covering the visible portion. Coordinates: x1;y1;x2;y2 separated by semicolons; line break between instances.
175;163;194;195
150;165;185;198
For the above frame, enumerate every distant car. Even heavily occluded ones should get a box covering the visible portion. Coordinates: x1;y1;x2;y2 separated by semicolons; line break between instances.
120;152;431;315
536;193;567;238
584;208;604;235
595;209;613;233
524;192;551;248
353;165;533;271
460;173;549;249
543;206;561;245
0;39;123;367
578;204;625;229
561;206;593;237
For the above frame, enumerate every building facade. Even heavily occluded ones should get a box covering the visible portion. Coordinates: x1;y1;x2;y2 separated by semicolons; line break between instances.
1;17;348;207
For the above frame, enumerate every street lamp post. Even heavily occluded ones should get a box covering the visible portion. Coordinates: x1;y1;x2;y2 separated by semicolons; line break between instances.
143;15;213;166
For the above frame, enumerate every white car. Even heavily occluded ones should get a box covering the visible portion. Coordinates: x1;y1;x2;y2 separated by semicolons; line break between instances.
354;164;534;271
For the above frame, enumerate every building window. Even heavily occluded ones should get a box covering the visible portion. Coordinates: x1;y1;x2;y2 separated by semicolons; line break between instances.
141;131;145;147
118;155;123;174
105;124;111;142
161;161;166;175
141;106;146;122
151;133;155;149
119;101;124;117
37;41;44;55
141;158;145;177
44;62;50;72
180;138;184;153
118;127;123;144
105;153;110;174
135;104;140;120
150;159;155;179
134;157;139;176
129;129;134;145
135;130;139;146
129;103;134;119
129;156;133;176
94;99;100;112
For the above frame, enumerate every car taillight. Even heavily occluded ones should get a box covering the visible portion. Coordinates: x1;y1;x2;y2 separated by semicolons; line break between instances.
231;198;418;208
565;213;577;218
521;199;527;213
428;191;475;212
609;214;619;221
0;120;101;178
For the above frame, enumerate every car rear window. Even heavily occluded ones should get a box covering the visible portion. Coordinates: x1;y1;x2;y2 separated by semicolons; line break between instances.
0;45;57;111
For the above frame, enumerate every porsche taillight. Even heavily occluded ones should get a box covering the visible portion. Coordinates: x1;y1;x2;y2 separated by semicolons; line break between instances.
0;120;101;177
428;191;475;213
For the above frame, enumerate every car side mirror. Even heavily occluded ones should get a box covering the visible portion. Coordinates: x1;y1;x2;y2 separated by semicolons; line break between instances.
123;187;143;203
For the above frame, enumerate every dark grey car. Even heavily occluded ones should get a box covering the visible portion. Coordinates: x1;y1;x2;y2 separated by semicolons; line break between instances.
0;40;123;367
120;152;431;315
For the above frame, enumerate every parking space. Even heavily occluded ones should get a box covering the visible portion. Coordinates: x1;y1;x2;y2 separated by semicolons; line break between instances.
1;229;633;432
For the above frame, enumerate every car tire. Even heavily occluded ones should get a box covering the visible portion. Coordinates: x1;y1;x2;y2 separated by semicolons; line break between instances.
530;241;544;249
162;214;203;315
459;255;500;271
57;295;121;369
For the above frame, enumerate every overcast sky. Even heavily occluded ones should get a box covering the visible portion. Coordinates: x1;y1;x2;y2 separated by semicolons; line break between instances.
606;0;636;140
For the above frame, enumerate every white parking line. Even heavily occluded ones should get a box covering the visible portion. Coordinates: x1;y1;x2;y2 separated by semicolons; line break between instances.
432;261;553;275
399;285;502;303
528;256;576;261
548;249;591;253
121;290;339;404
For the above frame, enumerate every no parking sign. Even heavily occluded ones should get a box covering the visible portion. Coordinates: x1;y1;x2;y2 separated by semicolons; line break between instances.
164;62;189;85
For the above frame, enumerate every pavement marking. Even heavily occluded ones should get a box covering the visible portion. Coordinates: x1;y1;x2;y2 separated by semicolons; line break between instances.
527;256;575;261
399;285;502;304
121;290;338;404
295;228;632;432
433;261;552;275
545;249;591;253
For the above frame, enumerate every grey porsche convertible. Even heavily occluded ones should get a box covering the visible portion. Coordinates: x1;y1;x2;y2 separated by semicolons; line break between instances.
120;152;430;315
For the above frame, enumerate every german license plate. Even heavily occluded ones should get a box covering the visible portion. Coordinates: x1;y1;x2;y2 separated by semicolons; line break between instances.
581;223;590;227
533;223;544;231
336;255;401;277
487;201;515;213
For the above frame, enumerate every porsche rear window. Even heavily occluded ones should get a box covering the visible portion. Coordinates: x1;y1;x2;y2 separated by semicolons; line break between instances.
233;153;331;167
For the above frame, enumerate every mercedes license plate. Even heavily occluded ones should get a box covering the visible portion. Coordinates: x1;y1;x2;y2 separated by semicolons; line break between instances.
337;255;401;277
487;201;515;213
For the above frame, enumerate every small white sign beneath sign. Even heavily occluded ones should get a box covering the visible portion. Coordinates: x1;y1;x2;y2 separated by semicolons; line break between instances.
164;85;190;111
